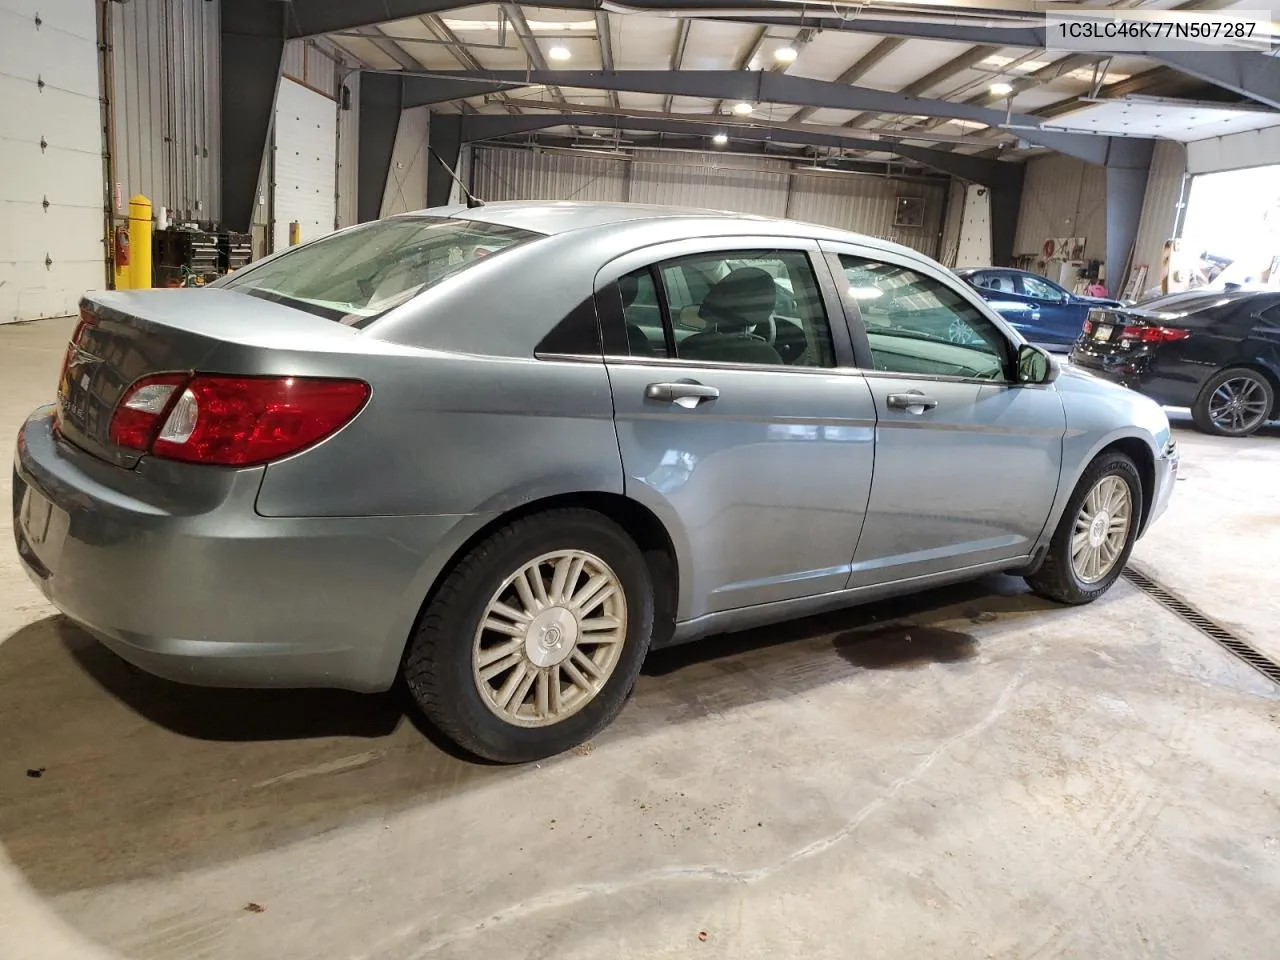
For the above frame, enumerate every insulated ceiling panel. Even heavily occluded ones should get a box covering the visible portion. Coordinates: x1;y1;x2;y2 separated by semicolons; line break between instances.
1046;96;1280;142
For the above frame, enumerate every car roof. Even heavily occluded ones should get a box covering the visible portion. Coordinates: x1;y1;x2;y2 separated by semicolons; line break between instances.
404;200;928;262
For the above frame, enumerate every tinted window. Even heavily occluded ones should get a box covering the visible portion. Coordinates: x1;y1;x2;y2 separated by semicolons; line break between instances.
618;250;835;368
221;217;540;326
841;255;1009;380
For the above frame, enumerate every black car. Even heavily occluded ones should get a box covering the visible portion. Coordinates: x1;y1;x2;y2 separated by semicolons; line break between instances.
1070;288;1280;437
956;267;1121;350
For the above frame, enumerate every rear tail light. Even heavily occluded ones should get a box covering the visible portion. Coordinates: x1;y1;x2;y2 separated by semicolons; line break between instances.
109;374;369;466
1082;319;1094;335
1120;325;1191;344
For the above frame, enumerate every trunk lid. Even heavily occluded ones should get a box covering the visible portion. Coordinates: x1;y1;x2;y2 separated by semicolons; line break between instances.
58;289;364;468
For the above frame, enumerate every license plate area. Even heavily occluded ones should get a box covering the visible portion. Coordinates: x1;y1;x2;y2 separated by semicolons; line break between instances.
1093;324;1114;343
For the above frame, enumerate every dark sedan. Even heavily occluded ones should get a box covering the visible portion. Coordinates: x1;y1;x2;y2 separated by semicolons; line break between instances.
1070;288;1280;437
957;267;1121;350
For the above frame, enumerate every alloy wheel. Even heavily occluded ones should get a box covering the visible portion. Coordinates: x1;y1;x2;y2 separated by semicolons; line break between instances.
1070;475;1132;584
1208;376;1269;434
472;550;627;728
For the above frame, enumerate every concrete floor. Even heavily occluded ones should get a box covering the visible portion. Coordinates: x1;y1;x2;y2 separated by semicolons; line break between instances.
2;316;1278;960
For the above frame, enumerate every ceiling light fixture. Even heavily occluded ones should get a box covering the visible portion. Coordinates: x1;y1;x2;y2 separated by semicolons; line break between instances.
548;44;572;62
774;45;798;63
712;133;729;145
989;80;1014;96
731;101;754;116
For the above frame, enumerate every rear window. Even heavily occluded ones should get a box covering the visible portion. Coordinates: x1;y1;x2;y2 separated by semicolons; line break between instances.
221;217;541;326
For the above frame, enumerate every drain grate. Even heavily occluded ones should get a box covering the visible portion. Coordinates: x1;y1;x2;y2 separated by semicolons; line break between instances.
1122;566;1280;686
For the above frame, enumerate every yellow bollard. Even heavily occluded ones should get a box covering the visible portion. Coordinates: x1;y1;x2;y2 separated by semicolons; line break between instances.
127;194;152;290
289;221;301;246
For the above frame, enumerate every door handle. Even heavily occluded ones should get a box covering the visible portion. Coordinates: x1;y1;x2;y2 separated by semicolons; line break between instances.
646;380;720;408
886;391;939;413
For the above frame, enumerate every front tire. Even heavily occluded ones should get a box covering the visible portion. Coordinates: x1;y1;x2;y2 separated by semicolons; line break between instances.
403;509;654;763
1026;452;1142;605
1191;367;1274;437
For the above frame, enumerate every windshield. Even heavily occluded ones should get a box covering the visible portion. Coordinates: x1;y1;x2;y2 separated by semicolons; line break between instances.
222;217;541;325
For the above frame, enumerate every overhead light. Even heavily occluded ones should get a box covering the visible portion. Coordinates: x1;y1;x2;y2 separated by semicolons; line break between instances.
989;80;1014;96
774;46;798;63
731;101;754;115
548;44;572;62
712;133;729;146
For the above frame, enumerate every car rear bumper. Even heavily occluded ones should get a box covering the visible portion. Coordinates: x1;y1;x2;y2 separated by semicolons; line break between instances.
13;406;484;692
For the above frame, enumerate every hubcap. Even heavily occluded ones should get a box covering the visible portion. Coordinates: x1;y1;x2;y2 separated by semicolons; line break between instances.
1208;376;1268;434
472;550;627;728
1071;475;1132;584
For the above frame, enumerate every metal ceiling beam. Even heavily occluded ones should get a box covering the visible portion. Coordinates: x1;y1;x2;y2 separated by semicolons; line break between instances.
397;69;1128;163
663;19;692;112
1149;49;1280;112
791;37;902;124
496;96;998;145
593;11;620;108
847;43;1001;130
356;26;428;71
459;111;1021;185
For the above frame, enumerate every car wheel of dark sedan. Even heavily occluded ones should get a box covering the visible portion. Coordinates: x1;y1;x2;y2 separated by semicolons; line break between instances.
1191;367;1275;438
1025;452;1142;605
403;509;654;763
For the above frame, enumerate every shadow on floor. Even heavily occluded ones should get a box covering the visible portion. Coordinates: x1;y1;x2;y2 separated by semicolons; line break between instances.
0;574;1055;894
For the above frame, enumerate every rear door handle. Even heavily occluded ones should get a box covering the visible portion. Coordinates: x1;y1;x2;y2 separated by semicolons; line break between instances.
646;380;720;408
886;391;939;413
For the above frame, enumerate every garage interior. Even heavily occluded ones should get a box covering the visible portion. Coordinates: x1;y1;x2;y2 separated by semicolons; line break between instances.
2;1;1279;957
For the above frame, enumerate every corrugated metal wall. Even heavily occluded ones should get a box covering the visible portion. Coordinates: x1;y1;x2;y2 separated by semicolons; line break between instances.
472;146;942;255
787;172;943;257
937;179;966;267
1131;140;1187;291
1013;155;1107;261
629;152;791;217
109;0;220;221
472;147;628;202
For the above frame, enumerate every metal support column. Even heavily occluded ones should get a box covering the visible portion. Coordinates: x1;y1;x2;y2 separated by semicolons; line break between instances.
1104;140;1154;295
989;165;1025;268
220;0;285;233
428;113;463;207
358;73;404;222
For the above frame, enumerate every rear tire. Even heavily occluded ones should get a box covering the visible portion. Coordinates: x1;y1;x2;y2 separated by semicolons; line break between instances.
1191;367;1274;437
402;509;654;763
1026;452;1142;605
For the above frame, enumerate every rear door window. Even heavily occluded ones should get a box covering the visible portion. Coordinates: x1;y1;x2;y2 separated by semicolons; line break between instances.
615;249;836;368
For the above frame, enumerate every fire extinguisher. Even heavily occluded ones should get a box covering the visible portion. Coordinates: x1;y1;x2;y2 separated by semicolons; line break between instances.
114;225;130;268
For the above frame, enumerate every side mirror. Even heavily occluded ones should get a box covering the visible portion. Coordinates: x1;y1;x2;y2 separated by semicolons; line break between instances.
1017;343;1060;384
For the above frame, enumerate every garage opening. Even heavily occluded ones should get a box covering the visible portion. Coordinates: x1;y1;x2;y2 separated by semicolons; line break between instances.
1178;165;1280;289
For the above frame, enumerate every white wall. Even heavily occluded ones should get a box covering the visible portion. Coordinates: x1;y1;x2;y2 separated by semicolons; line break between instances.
380;106;430;216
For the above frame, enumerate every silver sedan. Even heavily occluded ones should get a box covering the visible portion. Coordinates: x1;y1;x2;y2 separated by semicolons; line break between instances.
12;202;1177;762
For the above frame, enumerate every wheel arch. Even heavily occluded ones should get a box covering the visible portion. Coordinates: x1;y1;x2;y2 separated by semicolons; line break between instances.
1096;436;1155;535
396;492;684;678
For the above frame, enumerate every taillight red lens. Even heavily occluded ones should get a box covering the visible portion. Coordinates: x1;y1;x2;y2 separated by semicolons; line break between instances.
109;373;190;450
1082;319;1094;335
148;375;370;466
1120;325;1190;344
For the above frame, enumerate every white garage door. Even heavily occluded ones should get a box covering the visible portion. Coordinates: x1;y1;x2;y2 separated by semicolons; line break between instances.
0;0;105;324
273;78;337;252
